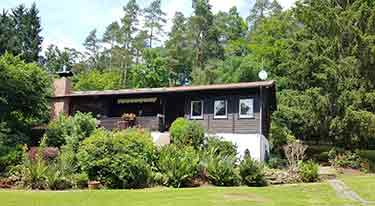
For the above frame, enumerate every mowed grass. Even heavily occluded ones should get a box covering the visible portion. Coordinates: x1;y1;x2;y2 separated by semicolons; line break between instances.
340;174;375;201
0;183;355;206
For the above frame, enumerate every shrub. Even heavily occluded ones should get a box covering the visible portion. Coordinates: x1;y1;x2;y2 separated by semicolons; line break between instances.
45;112;97;149
12;146;49;189
0;145;23;175
77;129;156;189
45;164;72;190
44;115;72;147
206;154;240;186
69;173;88;189
205;136;237;157
267;154;287;169
239;149;267;186
298;161;319;182
329;149;363;169
169;118;205;150
157;145;200;188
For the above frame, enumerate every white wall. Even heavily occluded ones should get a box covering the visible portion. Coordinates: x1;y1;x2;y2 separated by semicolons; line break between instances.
213;133;269;161
151;132;269;161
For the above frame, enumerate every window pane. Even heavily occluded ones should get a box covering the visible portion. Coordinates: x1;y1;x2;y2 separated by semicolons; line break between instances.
192;101;202;117
214;100;226;117
240;99;253;117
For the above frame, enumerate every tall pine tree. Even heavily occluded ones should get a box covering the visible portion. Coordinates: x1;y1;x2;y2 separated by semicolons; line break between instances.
119;0;140;86
144;0;166;48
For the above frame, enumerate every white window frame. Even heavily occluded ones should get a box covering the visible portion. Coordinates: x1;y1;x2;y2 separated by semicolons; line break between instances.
214;99;227;119
190;100;204;119
239;98;254;119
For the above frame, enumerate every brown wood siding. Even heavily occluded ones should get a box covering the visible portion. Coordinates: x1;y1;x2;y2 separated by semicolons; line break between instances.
184;93;263;135
234;112;260;134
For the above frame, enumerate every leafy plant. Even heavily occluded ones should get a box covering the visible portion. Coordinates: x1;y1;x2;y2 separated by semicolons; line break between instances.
239;149;267;186
77;129;156;189
205;136;237;157
157;145;200;188
298;161;319;183
0;144;23;175
206;153;240;186
44;112;97;149
169;118;205;150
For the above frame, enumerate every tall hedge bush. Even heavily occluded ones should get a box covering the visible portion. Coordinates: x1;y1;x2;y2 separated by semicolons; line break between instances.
169;118;205;149
77;129;156;189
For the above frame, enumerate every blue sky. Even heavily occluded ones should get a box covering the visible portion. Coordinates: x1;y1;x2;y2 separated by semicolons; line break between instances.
0;0;296;52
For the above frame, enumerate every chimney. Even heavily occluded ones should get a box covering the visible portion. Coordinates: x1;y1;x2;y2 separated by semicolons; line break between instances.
53;77;72;97
51;69;73;119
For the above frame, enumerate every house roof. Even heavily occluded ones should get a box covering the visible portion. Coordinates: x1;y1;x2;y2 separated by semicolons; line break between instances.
64;80;276;97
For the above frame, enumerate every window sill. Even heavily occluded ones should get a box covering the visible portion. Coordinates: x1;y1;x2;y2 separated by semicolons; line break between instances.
190;116;204;120
213;116;228;120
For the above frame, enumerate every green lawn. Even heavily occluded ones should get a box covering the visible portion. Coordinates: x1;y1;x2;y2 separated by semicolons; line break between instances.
340;174;375;202
0;183;355;206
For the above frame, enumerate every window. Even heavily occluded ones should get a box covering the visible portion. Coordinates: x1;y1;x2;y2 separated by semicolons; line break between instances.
239;98;254;118
214;100;227;119
190;100;203;119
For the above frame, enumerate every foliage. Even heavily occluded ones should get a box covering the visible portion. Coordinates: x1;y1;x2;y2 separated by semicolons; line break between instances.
328;149;363;169
45;112;96;149
0;145;23;175
43;44;82;73
77;129;156;189
205;136;237;157
169;118;205;150
298;161;319;183
239;149;267;186
0;53;52;146
206;153;240;186
157;145;200;188
267;154;287;169
269;121;295;156
143;0;166;48
73;70;122;91
128;49;170;88
0;3;43;63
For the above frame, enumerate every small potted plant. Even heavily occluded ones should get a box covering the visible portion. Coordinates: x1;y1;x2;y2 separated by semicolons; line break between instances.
88;180;100;190
118;113;136;129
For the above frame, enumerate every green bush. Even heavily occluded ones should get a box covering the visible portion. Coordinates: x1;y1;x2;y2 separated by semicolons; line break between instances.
0;145;23;175
239;149;267;186
267;154;287;169
205;136;237;157
45;112;97;149
169;118;205;150
206;154;240;186
77;129;156;189
157;145;200;188
44;115;72;147
69;173;88;189
298;161;319;182
329;149;363;169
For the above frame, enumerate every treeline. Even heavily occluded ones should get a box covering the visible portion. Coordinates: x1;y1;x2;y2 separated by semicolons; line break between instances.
1;0;375;150
43;0;283;90
0;3;42;63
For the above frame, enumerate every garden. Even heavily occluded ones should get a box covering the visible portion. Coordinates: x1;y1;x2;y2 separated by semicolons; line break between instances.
0;113;374;205
0;113;323;190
